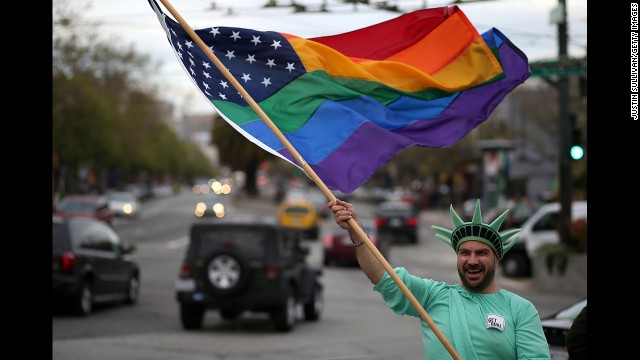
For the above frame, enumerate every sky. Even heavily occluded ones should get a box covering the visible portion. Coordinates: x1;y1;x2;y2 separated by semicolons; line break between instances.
63;0;587;116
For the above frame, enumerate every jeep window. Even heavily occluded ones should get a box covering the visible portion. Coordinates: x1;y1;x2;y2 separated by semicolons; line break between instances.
195;227;267;258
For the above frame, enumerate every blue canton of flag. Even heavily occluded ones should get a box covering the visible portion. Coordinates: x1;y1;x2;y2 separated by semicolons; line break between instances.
160;12;306;105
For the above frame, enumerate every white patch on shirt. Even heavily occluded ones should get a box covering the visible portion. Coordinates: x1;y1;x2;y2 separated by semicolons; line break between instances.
486;313;506;332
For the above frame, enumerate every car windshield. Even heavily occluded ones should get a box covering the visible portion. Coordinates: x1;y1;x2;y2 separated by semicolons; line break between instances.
194;227;268;257
57;200;95;211
378;202;413;216
284;205;311;215
109;192;134;201
554;299;587;319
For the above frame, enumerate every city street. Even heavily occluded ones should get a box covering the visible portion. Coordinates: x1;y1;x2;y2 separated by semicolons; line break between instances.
52;189;584;360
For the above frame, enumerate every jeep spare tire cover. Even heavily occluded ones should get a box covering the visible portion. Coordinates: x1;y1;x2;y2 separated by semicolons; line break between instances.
203;250;251;296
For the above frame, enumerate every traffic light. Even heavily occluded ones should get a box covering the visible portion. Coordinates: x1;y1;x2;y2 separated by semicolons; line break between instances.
570;145;584;161
570;115;584;160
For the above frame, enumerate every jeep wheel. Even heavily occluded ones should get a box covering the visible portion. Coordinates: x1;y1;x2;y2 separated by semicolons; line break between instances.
271;289;297;332
124;275;139;305
501;251;531;278
72;280;93;316
303;283;323;321
203;250;250;296
180;303;205;330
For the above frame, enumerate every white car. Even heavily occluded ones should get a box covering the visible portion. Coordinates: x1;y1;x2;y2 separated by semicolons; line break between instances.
107;191;142;219
501;201;587;278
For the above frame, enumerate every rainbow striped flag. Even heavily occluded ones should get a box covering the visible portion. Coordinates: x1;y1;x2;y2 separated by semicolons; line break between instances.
149;1;530;193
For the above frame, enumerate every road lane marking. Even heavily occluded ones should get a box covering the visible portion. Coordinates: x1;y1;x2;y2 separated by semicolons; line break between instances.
166;236;189;249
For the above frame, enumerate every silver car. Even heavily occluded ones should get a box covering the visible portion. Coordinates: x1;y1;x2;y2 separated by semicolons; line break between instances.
107;191;141;219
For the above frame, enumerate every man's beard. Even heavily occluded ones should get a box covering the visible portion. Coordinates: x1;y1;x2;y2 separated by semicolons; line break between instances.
458;263;496;292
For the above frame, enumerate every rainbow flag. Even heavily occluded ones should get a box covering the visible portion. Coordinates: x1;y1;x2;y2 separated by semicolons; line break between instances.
149;0;530;193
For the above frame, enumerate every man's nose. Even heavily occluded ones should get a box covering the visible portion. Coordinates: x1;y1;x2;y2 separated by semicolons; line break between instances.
467;254;479;264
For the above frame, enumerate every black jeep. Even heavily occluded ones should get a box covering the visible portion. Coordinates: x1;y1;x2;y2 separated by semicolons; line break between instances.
175;219;323;332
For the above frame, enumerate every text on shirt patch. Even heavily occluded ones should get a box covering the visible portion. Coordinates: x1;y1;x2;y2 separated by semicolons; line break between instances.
486;313;505;332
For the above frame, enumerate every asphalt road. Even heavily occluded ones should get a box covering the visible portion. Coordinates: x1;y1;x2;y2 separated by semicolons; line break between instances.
52;189;584;360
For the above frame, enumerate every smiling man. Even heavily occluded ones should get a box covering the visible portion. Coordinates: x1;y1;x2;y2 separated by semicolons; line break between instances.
329;198;550;359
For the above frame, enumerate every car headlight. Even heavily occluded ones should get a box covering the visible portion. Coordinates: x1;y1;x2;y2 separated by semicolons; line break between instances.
212;203;225;218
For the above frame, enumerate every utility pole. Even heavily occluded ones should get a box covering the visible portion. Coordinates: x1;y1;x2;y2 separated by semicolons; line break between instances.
557;0;572;245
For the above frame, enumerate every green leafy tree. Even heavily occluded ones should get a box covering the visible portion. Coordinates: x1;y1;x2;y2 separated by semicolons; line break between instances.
53;0;215;194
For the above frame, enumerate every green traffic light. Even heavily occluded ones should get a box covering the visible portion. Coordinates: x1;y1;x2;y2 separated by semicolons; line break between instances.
570;145;584;160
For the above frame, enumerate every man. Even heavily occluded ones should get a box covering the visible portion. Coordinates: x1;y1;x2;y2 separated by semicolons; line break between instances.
329;198;550;359
565;304;587;359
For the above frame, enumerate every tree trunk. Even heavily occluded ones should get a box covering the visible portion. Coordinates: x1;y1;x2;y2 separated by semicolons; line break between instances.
243;159;259;196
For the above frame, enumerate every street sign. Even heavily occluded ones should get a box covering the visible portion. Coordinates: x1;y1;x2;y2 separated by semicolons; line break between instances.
529;57;587;78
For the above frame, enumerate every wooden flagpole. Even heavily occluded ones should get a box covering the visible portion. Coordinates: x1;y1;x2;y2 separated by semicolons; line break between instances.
155;1;461;358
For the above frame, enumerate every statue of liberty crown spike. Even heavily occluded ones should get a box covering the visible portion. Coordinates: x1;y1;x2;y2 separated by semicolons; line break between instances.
431;199;521;260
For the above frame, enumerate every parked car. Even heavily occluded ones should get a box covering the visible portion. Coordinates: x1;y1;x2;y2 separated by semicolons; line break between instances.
541;297;587;359
194;192;228;218
500;201;587;278
107;191;141;219
323;218;390;267
374;200;419;244
277;198;320;239
125;183;153;201
52;215;140;316
54;194;114;226
303;188;331;219
175;219;324;332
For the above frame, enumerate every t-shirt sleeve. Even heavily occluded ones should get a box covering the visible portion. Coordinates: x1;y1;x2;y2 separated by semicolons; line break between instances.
372;267;442;317
513;299;551;359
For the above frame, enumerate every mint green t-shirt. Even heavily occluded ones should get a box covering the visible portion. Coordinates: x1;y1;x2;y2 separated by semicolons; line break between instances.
373;267;550;360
